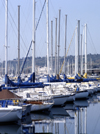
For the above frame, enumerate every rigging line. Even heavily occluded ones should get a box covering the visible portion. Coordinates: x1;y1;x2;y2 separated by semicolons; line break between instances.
40;0;46;18
50;0;57;17
21;1;32;37
1;0;18;60
8;1;28;51
19;41;32;76
0;0;4;14
87;27;97;54
35;0;46;31
8;0;30;51
1;0;28;54
59;28;75;75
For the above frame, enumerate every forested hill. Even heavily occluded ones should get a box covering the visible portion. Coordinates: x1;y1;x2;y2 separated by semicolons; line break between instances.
0;53;100;75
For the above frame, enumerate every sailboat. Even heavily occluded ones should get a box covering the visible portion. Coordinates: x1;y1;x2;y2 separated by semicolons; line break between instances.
0;105;22;123
0;0;23;123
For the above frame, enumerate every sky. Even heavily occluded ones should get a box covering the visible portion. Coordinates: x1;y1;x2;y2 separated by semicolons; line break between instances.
0;0;100;62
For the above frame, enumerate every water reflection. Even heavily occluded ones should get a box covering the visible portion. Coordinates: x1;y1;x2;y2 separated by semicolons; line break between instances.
0;124;22;134
1;93;100;133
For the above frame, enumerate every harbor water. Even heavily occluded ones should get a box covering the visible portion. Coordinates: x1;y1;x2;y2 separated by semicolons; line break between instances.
0;92;100;134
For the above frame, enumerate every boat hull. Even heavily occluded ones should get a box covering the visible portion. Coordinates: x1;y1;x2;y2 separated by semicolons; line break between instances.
53;95;68;106
66;95;75;102
31;103;53;112
75;91;89;99
0;107;22;122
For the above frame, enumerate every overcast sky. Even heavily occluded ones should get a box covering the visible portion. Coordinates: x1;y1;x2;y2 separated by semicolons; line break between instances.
0;0;100;62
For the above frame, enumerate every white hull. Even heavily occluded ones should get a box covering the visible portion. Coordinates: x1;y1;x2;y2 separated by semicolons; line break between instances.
66;95;75;102
53;95;68;106
87;88;97;95
0;106;22;122
31;103;53;112
87;89;94;95
53;94;75;106
75;91;89;99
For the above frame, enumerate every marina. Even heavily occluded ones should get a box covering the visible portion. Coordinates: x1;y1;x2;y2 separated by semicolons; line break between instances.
0;0;100;133
0;92;100;133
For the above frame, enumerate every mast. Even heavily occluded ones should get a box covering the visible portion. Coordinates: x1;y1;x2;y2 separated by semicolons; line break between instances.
51;21;53;75
75;26;78;75
72;59;73;75
5;0;8;76
85;24;87;76
18;5;20;76
81;34;82;75
68;59;69;75
32;0;35;75
90;58;92;74
64;15;67;74
57;9;61;76
78;20;80;74
81;28;84;75
55;18;57;76
46;0;49;75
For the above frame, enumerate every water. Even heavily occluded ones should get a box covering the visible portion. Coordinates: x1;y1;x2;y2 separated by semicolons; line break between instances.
1;93;100;134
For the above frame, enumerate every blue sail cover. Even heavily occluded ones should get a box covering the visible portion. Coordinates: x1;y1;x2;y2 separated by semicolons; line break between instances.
76;74;98;82
63;74;75;83
25;72;35;83
62;74;98;83
3;73;46;89
46;73;98;83
47;75;63;82
2;84;44;90
74;74;98;82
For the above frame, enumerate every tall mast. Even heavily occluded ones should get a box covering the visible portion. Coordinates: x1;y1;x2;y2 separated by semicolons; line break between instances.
55;18;57;76
81;34;82;75
78;20;80;74
57;9;61;75
5;0;8;76
90;58;92;75
68;59;69;75
85;24;87;76
81;28;84;75
32;0;35;74
18;5;20;76
64;15;67;74
75;26;78;75
46;0;49;75
51;21;53;75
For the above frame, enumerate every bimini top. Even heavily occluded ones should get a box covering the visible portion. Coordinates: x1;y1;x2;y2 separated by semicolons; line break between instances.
0;89;21;100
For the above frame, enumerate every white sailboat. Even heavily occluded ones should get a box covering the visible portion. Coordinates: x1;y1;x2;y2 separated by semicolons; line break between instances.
0;0;23;123
15;0;54;112
0;105;22;123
